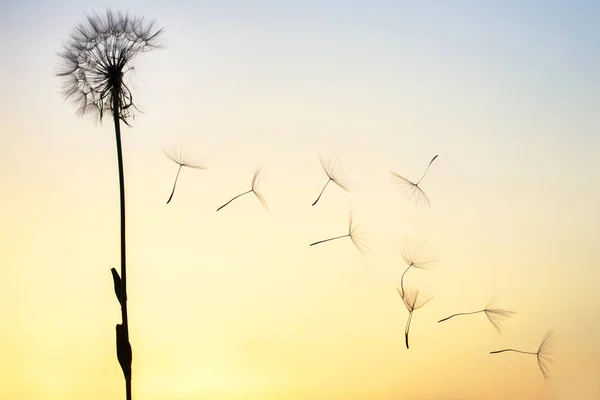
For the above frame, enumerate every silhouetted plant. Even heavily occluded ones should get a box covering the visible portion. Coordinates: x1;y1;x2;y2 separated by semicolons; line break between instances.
217;166;268;211
391;154;439;206
490;330;554;380
398;286;433;349
438;294;515;333
398;237;436;298
310;211;367;253
57;8;164;400
110;267;123;306
116;323;132;382
164;146;205;204
311;155;349;206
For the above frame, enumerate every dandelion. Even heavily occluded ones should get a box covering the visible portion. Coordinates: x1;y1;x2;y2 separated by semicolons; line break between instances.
164;146;205;204
391;154;438;207
438;294;515;333
57;8;164;400
398;237;436;298
309;211;368;254
311;155;349;206
57;9;164;124
399;287;433;349
217;166;268;211
490;329;554;380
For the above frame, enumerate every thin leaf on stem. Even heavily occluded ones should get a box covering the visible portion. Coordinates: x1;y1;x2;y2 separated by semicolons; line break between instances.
217;165;268;211
164;146;205;204
490;329;554;380
310;211;368;253
438;294;515;333
110;267;123;306
311;155;349;206
391;155;438;207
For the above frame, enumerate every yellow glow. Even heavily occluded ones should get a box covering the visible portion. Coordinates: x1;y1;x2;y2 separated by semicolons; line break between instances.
2;2;600;399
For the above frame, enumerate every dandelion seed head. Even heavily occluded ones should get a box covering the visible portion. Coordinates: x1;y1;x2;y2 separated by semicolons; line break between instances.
538;330;554;355
402;288;433;312
251;165;268;210
391;155;438;207
484;308;515;333
164;146;205;169
251;165;262;190
319;155;349;192
253;189;269;210
390;171;432;206
57;8;164;124
536;330;554;380
349;230;368;254
400;237;437;269
483;294;515;333
347;211;368;253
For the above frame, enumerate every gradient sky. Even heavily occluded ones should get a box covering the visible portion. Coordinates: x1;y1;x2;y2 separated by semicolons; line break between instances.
1;1;600;399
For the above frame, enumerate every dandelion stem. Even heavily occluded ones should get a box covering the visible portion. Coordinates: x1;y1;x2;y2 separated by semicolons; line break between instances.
399;264;412;298
490;349;537;356
312;178;331;206
438;310;483;323
113;88;132;400
217;190;252;211
405;311;413;349
166;164;182;204
415;155;438;186
310;234;349;247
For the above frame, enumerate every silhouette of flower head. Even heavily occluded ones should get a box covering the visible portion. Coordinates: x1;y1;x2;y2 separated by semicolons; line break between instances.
57;9;164;124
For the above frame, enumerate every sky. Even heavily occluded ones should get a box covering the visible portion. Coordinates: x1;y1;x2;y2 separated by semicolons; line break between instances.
1;0;600;399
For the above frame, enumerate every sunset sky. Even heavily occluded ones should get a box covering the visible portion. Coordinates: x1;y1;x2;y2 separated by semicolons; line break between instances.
1;1;599;399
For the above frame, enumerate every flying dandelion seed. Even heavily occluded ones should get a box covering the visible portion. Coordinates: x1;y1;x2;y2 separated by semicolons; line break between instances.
398;236;437;298
217;165;267;211
438;294;515;333
490;329;554;380
309;211;368;254
311;155;349;206
399;287;433;349
391;154;438;207
164;146;205;204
